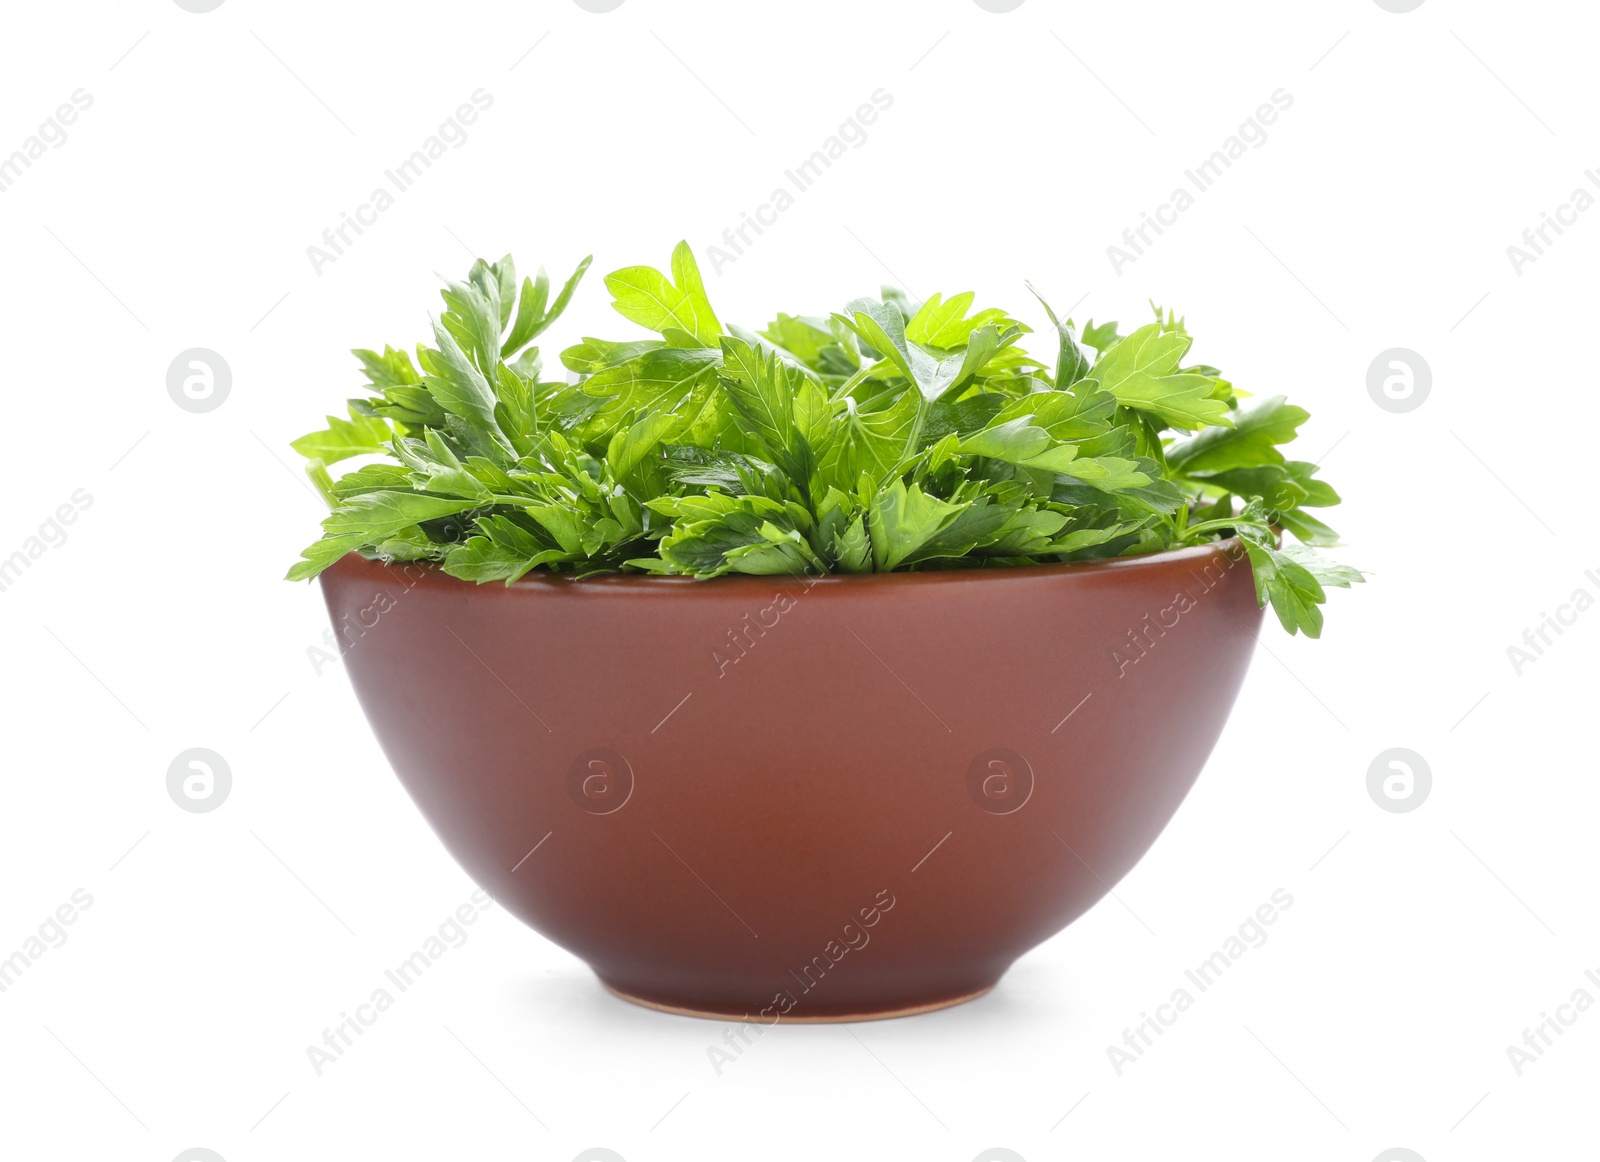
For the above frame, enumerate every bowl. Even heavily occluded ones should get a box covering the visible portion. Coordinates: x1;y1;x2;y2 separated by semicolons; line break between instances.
319;538;1262;1021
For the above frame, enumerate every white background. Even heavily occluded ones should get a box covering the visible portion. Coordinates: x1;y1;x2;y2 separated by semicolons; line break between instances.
1;1;1595;1159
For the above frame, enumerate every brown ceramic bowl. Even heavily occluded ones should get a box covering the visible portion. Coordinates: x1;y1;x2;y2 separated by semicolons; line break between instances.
320;538;1262;1022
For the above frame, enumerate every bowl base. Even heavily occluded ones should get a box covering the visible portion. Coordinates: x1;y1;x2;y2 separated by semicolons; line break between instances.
598;978;996;1023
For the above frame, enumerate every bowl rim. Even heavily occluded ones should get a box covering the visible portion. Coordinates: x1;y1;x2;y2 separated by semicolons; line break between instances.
323;536;1250;594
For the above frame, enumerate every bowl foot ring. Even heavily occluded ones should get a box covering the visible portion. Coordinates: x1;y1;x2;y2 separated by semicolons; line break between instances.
599;979;995;1023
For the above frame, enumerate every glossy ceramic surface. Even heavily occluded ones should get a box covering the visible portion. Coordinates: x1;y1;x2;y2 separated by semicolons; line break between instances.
321;540;1262;1020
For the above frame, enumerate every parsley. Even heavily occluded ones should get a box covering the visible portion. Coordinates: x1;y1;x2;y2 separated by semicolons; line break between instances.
287;244;1360;635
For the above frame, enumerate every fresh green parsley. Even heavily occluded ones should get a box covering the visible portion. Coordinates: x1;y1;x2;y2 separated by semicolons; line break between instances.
287;242;1360;636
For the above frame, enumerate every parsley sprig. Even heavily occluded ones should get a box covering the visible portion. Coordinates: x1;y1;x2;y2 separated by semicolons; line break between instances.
287;243;1360;635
